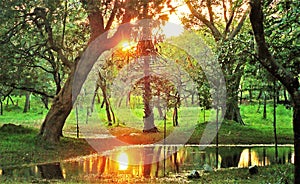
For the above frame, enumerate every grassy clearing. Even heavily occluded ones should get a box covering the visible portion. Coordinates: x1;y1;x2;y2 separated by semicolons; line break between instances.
0;96;293;145
60;102;293;144
0;97;294;158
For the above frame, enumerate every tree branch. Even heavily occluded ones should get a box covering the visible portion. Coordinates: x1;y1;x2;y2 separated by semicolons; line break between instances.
33;8;72;69
207;0;214;24
224;11;234;35
105;1;118;31
228;6;250;40
186;0;222;41
6;84;54;98
222;0;228;23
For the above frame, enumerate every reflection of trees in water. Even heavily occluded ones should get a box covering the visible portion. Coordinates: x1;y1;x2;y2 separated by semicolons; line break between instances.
154;146;163;177
142;147;154;178
37;163;64;179
1;167;36;177
219;147;243;168
1;163;64;180
1;146;294;181
238;147;294;168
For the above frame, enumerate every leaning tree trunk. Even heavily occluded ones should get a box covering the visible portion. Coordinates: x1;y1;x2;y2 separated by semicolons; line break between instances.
39;68;75;142
39;9;131;142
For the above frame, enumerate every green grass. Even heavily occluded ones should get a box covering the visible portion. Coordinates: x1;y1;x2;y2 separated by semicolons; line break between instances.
0;124;95;168
0;96;46;129
0;96;294;145
188;103;293;144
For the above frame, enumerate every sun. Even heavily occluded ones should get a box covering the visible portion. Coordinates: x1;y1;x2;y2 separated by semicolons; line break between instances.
117;152;129;170
120;41;137;52
161;0;190;37
167;0;189;25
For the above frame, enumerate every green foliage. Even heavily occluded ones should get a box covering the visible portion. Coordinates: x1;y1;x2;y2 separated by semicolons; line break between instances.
264;0;300;76
0;0;89;97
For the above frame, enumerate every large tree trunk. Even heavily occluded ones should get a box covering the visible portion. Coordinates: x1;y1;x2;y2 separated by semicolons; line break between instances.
39;68;75;142
224;74;245;125
143;57;156;132
40;38;117;142
249;1;300;182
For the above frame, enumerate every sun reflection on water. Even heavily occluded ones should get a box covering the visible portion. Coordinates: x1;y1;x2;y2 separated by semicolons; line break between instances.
117;152;129;171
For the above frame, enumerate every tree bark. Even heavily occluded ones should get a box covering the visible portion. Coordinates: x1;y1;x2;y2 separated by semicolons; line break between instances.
41;95;49;110
239;88;243;105
173;106;178;127
249;1;300;182
101;84;112;125
98;71;113;125
284;89;288;103
39;68;75;142
0;100;3;115
257;89;262;100
156;92;163;119
23;92;31;113
143;57;156;132
187;0;248;125
90;85;99;113
273;80;278;163
224;75;245;125
263;92;267;119
39;35;119;141
249;86;253;102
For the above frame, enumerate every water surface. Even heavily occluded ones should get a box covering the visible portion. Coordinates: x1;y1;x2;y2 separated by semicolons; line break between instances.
0;145;294;182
